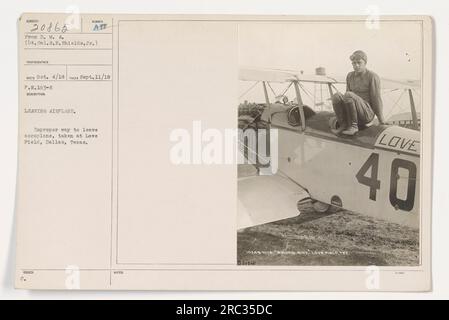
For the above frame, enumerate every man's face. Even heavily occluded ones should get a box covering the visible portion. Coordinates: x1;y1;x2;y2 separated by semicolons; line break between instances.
351;59;367;73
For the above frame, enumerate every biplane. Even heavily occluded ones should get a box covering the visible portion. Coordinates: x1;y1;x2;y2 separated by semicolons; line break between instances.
237;67;420;229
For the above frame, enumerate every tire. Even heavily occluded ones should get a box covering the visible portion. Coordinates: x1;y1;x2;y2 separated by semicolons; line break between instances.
312;201;331;213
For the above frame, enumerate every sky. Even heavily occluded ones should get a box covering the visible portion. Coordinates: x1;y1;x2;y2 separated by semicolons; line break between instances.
238;21;422;117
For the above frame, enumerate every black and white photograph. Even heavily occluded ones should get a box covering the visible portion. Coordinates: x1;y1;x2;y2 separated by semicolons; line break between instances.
237;21;423;266
9;10;434;293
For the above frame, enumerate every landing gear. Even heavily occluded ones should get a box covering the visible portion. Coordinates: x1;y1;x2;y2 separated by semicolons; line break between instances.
297;198;339;214
312;200;342;213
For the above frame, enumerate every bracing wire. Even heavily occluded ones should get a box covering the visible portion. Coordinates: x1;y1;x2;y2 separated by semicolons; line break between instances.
385;89;407;120
239;81;260;100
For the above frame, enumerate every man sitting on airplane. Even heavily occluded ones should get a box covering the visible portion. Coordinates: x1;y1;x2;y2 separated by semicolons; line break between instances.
331;50;385;136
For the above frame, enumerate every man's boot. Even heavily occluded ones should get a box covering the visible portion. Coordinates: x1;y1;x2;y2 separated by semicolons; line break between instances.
342;123;359;136
331;124;346;135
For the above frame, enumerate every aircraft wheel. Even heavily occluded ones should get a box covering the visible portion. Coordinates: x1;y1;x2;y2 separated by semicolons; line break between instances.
312;201;331;213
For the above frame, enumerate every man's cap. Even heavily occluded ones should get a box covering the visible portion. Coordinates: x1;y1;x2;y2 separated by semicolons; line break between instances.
350;50;367;63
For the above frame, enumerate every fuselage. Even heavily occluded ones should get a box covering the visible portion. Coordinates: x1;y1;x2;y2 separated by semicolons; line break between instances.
257;107;420;228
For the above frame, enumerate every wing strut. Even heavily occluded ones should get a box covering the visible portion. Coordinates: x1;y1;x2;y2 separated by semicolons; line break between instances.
262;81;271;124
293;81;306;131
408;89;419;130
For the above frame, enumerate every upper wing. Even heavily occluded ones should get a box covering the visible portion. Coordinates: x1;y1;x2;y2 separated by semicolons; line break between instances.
240;67;419;90
239;67;345;84
380;78;421;90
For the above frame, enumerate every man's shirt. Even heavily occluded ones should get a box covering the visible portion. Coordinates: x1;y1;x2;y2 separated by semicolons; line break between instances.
346;69;383;122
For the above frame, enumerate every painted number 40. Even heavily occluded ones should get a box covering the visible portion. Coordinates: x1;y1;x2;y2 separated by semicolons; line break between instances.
356;153;417;211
